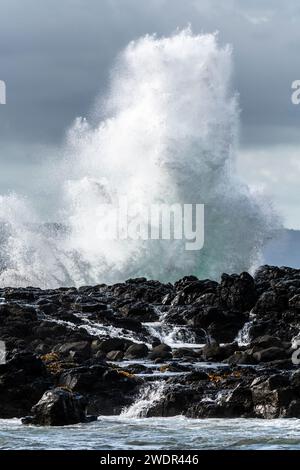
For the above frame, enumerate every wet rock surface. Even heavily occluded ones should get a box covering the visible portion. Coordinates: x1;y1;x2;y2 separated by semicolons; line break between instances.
22;388;97;426
1;265;300;424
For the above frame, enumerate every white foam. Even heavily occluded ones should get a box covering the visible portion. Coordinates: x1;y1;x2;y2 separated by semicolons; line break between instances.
121;380;165;418
0;29;277;288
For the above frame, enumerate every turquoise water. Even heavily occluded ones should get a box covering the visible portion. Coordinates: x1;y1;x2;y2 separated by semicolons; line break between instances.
1;417;300;450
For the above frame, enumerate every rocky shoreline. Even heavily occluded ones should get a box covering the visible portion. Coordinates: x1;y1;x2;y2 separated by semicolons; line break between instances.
1;265;300;425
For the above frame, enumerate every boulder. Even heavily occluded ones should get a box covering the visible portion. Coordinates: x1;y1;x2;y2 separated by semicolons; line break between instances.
184;370;209;382
172;347;200;359
253;290;288;315
202;342;238;361
251;374;294;418
286;400;300;417
98;338;132;353
59;364;140;415
219;272;257;311
124;343;149;359
207;315;247;344
148;343;172;360
22;388;96;426
250;335;283;350
291;369;300;388
120;302;158;322
192;307;225;328
219;386;254;417
56;341;91;361
0;353;53;418
253;347;288;363
227;351;257;365
289;294;300;310
106;350;124;361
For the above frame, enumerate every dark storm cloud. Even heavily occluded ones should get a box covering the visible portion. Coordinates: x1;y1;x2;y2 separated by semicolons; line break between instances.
0;0;299;225
0;0;299;144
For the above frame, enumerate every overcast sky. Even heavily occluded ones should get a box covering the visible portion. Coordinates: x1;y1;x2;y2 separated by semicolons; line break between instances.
0;0;299;227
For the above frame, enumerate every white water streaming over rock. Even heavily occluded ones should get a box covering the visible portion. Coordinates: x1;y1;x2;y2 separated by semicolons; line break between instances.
43;313;148;345
235;314;255;346
121;381;165;418
143;322;203;349
0;29;277;289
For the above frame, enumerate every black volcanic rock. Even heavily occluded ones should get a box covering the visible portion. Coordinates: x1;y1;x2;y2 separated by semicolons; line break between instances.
58;364;141;415
119;301;158;322
1;264;300;423
22;388;96;426
124;343;149;359
0;353;53;418
148;343;172;360
218;272;257;312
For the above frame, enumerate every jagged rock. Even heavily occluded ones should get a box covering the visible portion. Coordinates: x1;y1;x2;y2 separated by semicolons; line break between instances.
110;316;146;334
289;294;300;310
58;364;140;415
219;272;257;311
75;301;107;313
286;400;300;417
147;387;199;417
98;338;133;353
251;374;295;418
291;369;300;388
172;348;200;359
227;351;257;365
55;341;91;361
119;302;158;322
192;306;225;327
184;370;209;382
202;342;238;361
253;290;288;315
218;386;254;417
207;314;247;344
250;335;284;350
125;364;150;374
0;353;53;418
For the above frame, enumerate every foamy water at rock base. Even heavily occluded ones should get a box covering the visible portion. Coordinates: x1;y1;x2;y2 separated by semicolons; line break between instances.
0;30;278;289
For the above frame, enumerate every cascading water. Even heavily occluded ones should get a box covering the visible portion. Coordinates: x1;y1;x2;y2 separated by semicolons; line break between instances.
143;322;201;349
236;321;252;346
0;29;277;289
121;381;166;418
235;313;256;346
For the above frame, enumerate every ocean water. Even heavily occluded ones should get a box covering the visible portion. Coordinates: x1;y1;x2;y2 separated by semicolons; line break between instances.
1;417;300;450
